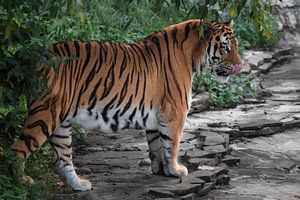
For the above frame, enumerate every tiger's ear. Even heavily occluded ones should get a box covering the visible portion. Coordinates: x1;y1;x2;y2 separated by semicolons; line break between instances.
224;19;234;28
199;20;213;41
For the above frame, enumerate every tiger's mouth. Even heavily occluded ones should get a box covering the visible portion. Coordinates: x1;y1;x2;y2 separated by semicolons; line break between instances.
216;64;242;76
228;64;242;75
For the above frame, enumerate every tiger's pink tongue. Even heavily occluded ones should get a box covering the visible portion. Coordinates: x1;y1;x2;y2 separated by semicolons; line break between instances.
229;64;242;75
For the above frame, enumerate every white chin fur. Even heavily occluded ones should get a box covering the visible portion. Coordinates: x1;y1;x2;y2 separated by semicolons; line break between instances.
214;75;229;84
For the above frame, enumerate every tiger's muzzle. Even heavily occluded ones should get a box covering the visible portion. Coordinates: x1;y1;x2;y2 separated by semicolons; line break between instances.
216;64;242;76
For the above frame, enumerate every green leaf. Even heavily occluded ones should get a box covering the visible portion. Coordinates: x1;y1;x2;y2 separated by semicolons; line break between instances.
198;4;208;19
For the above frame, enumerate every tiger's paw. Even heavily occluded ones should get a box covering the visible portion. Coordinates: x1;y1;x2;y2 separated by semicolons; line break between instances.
151;160;188;177
20;175;34;184
164;164;188;177
151;161;165;175
72;178;92;191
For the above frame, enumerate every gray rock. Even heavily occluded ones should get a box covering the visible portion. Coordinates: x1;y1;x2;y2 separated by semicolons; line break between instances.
81;192;101;200
216;174;230;186
179;193;195;200
188;158;220;169
246;54;265;69
274;159;295;171
155;198;175;200
272;48;295;58
259;63;273;74
189;169;216;182
284;119;300;129
179;142;196;151
202;145;227;155
237;120;283;131
221;155;241;166
138;158;151;167
184;150;217;159
188;137;206;149
240;62;252;75
76;167;92;174
203;133;226;146
167;183;203;196
148;189;175;198
181;132;197;142
197;182;216;196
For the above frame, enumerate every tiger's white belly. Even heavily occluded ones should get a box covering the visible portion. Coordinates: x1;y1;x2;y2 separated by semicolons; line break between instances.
66;108;159;133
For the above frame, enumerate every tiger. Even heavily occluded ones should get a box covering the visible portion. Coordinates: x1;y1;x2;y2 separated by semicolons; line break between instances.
11;19;243;191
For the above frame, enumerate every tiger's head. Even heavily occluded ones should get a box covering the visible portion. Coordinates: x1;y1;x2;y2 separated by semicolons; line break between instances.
199;20;243;83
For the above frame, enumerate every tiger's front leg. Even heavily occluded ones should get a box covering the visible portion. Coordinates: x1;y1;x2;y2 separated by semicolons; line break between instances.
146;108;188;177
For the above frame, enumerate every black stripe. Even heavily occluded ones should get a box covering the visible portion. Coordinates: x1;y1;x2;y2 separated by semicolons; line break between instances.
151;36;162;67
19;134;38;153
51;134;70;139
143;113;149;127
11;148;26;158
62;153;72;158
213;43;218;58
101;94;118;123
118;49;128;79
172;27;179;45
53;44;60;55
116;75;129;107
74;41;80;59
27;120;50;138
64;43;71;57
58;43;66;57
138;72;146;110
72;85;85;117
135;121;142;129
160;133;172;141
49;140;71;149
28;101;50;116
88;77;102;105
181;22;191;46
146;130;158;134
135;74;140;97
50;97;58;132
100;63;115;100
111;109;120;132
184;85;189;109
132;44;149;72
148;135;160;144
163;30;183;103
78;42;92;80
61;123;72;128
120;95;133;116
129;107;137;122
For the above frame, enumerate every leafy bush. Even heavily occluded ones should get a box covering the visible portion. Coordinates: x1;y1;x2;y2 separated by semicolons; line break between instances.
193;74;255;108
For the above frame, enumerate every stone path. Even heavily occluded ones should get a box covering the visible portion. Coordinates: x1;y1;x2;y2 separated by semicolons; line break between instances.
57;49;300;200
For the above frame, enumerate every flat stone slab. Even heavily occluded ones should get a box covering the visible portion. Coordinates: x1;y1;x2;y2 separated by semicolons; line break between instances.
236;119;283;131
221;155;241;166
202;132;226;146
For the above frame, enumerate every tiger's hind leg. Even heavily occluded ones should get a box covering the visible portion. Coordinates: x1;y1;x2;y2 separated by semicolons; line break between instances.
50;126;92;191
157;106;188;177
11;96;58;183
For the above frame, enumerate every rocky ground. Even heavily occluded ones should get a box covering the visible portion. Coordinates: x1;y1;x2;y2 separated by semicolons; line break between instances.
57;49;300;200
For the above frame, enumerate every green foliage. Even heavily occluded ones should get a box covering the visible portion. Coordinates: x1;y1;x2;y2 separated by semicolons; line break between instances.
0;144;57;200
0;0;278;198
193;74;255;108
